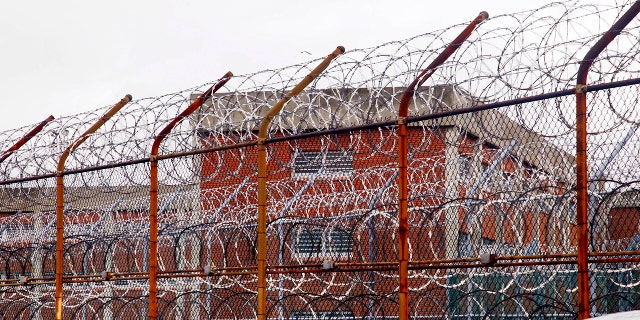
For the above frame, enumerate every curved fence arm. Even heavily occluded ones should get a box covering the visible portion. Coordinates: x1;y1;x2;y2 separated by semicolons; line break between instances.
575;1;640;319
58;95;133;166
257;46;345;140
54;94;132;320
150;71;234;155
256;46;344;320
396;11;488;320
398;11;489;118
148;71;233;320
0;115;55;164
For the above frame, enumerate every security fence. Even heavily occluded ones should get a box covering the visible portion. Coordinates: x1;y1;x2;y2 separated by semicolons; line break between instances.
2;1;640;319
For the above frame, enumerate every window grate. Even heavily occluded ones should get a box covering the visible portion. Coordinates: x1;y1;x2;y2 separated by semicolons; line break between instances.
293;150;353;177
293;229;353;259
289;310;355;320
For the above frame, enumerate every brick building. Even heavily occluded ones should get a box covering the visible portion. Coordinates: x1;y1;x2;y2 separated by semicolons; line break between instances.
0;85;635;318
191;85;582;318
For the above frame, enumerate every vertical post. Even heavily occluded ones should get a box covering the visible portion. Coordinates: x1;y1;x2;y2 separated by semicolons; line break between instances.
256;46;344;320
396;114;410;320
396;12;488;320
0;115;55;164
55;94;132;320
575;82;591;320
32;213;44;320
575;2;640;318
148;72;232;320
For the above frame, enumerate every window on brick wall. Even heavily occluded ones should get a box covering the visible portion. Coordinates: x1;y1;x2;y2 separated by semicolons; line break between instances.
292;150;354;178
289;310;355;319
292;229;353;259
458;155;473;182
1;223;34;240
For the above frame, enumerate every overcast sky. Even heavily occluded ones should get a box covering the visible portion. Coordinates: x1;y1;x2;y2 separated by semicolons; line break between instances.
0;1;568;132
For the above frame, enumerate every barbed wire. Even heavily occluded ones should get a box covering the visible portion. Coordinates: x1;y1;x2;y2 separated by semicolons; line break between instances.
1;0;640;318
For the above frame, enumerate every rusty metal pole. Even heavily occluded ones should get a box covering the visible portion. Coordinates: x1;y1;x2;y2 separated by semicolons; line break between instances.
55;94;132;320
148;72;232;320
256;46;344;320
0;115;55;164
575;2;640;319
396;12;488;320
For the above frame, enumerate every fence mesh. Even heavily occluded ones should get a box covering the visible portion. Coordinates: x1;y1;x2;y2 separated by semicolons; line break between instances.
2;0;640;319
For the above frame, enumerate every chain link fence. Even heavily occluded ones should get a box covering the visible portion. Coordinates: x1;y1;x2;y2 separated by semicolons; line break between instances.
2;1;640;319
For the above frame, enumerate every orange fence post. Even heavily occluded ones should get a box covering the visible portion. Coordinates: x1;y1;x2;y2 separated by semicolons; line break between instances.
256;46;344;320
0;115;55;164
396;12;488;320
148;72;232;320
575;1;640;319
55;94;132;320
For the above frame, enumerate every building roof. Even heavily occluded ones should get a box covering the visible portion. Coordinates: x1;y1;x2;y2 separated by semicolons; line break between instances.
0;184;191;214
193;85;574;175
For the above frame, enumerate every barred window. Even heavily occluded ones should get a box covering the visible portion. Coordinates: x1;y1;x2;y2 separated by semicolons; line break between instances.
0;223;34;244
293;229;353;259
289;310;355;319
292;150;353;178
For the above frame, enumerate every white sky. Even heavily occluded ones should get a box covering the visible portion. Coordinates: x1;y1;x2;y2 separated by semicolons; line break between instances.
0;1;561;132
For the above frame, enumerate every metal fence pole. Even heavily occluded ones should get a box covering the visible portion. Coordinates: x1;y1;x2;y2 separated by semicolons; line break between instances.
256;46;344;320
0;115;54;164
55;94;131;320
148;72;232;320
396;11;488;320
575;2;640;318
